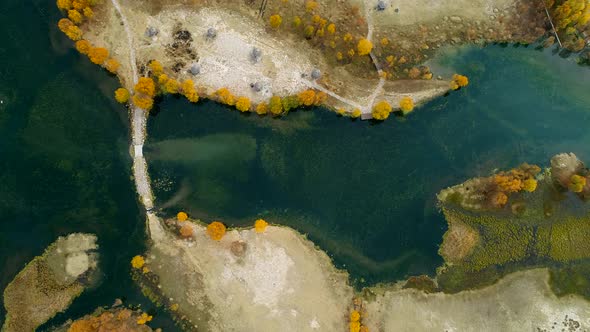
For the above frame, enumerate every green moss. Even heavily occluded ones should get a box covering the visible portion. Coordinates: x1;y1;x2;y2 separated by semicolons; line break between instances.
437;264;501;293
549;262;590;300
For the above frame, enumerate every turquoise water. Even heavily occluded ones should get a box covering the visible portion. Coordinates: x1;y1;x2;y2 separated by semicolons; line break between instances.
145;45;590;286
1;0;590;329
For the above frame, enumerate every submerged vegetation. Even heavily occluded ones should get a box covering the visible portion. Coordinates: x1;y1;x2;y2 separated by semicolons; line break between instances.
437;153;590;297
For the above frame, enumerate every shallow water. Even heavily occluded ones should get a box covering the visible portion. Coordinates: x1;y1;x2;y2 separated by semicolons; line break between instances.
146;45;590;286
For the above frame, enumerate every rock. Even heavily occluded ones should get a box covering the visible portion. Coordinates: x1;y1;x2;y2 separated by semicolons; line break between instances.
493;8;499;13
376;0;386;11
450;16;462;23
311;68;321;79
251;82;263;92
189;63;200;75
250;47;262;63
490;15;496;20
451;37;462;44
145;26;158;37
206;27;217;39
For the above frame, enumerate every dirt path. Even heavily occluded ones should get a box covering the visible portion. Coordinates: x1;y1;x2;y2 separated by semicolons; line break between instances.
111;0;155;213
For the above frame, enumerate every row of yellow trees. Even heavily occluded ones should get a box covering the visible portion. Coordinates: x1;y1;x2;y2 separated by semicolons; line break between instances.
371;97;414;120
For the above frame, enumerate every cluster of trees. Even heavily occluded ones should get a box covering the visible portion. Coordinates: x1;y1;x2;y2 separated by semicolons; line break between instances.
349;299;369;332
548;0;590;51
371;97;415;120
487;164;541;208
68;309;152;332
74;39;120;73
132;77;156;110
265;1;374;70
56;0;95;40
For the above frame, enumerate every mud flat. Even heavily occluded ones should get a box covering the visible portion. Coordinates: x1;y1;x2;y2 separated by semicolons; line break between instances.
365;269;590;331
2;233;99;332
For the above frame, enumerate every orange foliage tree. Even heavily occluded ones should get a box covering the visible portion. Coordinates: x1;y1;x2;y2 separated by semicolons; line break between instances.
104;58;120;74
450;74;469;90
88;47;109;64
177;211;188;222
75;39;91;54
254;219;268;233
207;221;226;241
298;89;316;106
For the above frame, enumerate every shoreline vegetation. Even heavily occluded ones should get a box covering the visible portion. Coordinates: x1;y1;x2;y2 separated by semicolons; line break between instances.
54;0;589;121
5;0;585;331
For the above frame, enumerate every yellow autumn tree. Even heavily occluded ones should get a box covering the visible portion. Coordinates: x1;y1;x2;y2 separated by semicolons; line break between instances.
269;14;282;29
181;80;199;103
72;0;87;10
207;221;226;241
75;39;91;54
131;255;145;269
163;78;180;94
372;101;391;120
58;18;73;32
114;88;130;103
314;91;327;105
298;89;316;106
134;77;156;97
83;6;93;18
569;174;587;193
522;179;538;192
327;23;336;34
269;96;283;115
350;310;360;322
306;0;319;12
399;96;414;114
357;38;373;56
132;95;154;110
149;60;164;76
104;58;120;74
68;9;83;24
177;211;188;222
236;97;251;112
216;88;235;106
57;0;72;10
450;74;469;90
88;47;109;64
254;219;268;233
351;108;361;118
256;102;268;115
